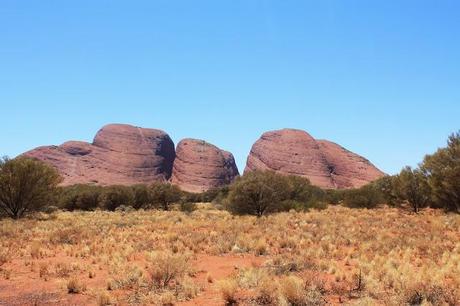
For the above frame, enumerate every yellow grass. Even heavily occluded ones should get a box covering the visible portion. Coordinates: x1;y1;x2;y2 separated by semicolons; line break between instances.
0;205;459;305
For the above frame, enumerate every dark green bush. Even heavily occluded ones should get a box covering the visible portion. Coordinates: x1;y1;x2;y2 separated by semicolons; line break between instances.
225;171;327;216
372;175;399;207
324;189;346;205
100;185;134;211
181;191;202;203
343;184;383;209
226;171;290;216
394;166;431;213
0;157;61;219
131;184;152;209
179;200;197;213
422;132;460;213
201;187;229;203
59;185;103;211
149;182;182;210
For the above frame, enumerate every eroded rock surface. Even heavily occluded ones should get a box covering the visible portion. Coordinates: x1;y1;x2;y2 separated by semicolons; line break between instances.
245;129;384;189
24;124;175;186
171;139;239;192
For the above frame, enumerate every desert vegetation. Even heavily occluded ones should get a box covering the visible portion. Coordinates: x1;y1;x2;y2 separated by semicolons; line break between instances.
0;204;458;305
0;132;459;305
0;157;61;219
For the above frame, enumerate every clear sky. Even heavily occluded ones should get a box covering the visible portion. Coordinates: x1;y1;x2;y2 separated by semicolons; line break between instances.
1;1;459;175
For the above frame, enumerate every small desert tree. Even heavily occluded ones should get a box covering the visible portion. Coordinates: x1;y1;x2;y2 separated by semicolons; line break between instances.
283;175;326;209
422;132;460;213
343;184;383;209
131;184;151;209
150;182;182;210
373;175;399;206
59;184;103;211
226;170;290;217
0;156;61;219
395;166;430;213
100;185;134;211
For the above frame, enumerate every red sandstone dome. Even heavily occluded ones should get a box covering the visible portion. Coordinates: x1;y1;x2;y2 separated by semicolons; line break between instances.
23;124;175;186
22;125;383;191
171;139;239;192
244;129;384;189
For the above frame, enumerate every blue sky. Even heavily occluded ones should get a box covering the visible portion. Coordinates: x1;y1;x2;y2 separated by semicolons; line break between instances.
1;1;459;175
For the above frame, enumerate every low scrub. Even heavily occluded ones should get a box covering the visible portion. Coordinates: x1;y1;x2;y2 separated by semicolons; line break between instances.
225;171;327;216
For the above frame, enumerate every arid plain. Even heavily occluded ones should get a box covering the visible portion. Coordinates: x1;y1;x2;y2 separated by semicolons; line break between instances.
1;204;459;305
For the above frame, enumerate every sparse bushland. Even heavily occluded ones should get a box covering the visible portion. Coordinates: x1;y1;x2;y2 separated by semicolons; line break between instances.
59;184;103;211
343;184;383;209
219;278;239;305
225;171;291;216
149;182;182;210
100;185;135;211
225;171;326;216
334;131;460;214
422;131;460;213
394;166;431;213
56;182;185;212
131;184;151;209
147;251;190;289
0;205;459;304
0;157;61;219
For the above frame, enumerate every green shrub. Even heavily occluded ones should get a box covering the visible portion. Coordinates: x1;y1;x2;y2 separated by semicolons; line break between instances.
179;200;197;213
201;187;227;203
394;166;431;213
422;131;460;213
0;157;61;219
225;171;326;216
149;182;182;211
372;175;400;206
285;175;324;203
324;189;345;205
211;186;230;206
181;191;202;203
343;184;383;209
59;185;102;211
100;186;134;211
226;171;290;216
131;184;151;209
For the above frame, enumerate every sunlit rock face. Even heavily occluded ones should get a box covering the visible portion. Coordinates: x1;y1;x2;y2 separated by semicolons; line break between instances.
23;124;175;186
171;138;239;192
245;129;384;189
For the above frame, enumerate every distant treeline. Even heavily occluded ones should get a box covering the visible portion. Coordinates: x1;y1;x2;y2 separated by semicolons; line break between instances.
335;131;460;214
1;132;459;219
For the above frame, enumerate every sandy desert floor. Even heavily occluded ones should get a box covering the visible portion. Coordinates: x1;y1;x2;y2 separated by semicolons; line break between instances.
0;205;459;305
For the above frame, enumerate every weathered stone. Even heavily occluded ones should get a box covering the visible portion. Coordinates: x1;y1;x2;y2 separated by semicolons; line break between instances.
245;129;384;189
171;139;239;192
23;124;175;186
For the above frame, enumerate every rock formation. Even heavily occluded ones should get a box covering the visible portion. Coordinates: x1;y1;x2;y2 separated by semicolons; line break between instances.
22;124;383;191
23;124;175;186
171;139;239;192
245;129;384;189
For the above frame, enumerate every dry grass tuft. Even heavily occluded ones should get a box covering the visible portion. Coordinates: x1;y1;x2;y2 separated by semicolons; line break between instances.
147;251;189;289
219;278;239;305
67;277;86;294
